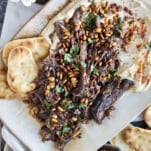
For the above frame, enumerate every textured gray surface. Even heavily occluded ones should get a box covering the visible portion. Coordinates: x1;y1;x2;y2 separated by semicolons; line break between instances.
0;121;5;151
0;0;8;36
0;1;41;47
0;121;2;150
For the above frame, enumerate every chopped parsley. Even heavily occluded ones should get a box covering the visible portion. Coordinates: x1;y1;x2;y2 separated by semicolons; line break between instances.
61;125;70;135
70;44;80;55
65;102;76;110
87;38;96;44
83;12;97;29
117;18;123;30
72;64;79;71
78;103;87;109
147;42;151;51
110;69;118;78
80;61;87;68
64;45;80;64
64;53;73;63
114;17;123;38
44;100;51;110
65;92;76;110
65;91;70;101
90;64;99;74
55;85;64;93
66;102;86;110
67;26;73;32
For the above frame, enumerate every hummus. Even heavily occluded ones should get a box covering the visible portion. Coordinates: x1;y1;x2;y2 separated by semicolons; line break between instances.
41;0;151;92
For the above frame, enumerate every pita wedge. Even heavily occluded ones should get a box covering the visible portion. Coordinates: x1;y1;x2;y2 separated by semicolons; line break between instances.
0;67;28;100
143;105;151;127
111;125;151;151
7;46;39;93
2;37;50;66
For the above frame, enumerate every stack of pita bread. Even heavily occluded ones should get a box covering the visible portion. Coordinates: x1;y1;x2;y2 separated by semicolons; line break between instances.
0;37;50;100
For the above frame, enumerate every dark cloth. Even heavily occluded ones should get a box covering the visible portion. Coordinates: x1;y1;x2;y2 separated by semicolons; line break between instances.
0;0;8;37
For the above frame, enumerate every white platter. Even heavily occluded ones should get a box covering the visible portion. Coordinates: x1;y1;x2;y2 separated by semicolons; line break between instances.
0;90;151;151
0;0;151;151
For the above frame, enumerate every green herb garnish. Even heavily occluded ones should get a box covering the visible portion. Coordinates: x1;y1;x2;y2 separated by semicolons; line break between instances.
83;12;97;29
147;42;151;51
61;125;71;135
72;64;79;71
117;18;123;30
44;100;51;110
65;102;76;110
70;44;80;55
87;38;96;44
90;64;99;74
78;103;87;109
55;85;64;93
67;26;73;32
65;91;70;101
110;69;118;77
80;61;87;68
114;17;123;38
64;53;73;63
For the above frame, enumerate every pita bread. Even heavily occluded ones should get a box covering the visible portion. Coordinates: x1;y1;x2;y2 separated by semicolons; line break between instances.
111;125;151;151
0;49;4;67
0;67;28;100
2;37;50;66
7;46;39;93
143;105;151;127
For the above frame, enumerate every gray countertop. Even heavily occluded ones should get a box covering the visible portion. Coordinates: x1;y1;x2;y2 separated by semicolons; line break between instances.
0;1;41;47
0;0;8;36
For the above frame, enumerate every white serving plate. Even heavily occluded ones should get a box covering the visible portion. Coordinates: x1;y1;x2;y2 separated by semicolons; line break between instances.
0;0;151;151
0;90;151;151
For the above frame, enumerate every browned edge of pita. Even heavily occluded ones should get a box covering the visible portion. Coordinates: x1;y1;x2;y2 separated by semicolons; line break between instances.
7;46;39;93
111;125;151;151
0;67;29;100
2;37;50;66
143;105;151;127
122;125;151;150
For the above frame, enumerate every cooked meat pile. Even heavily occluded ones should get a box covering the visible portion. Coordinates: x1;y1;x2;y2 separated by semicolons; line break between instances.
29;1;135;150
